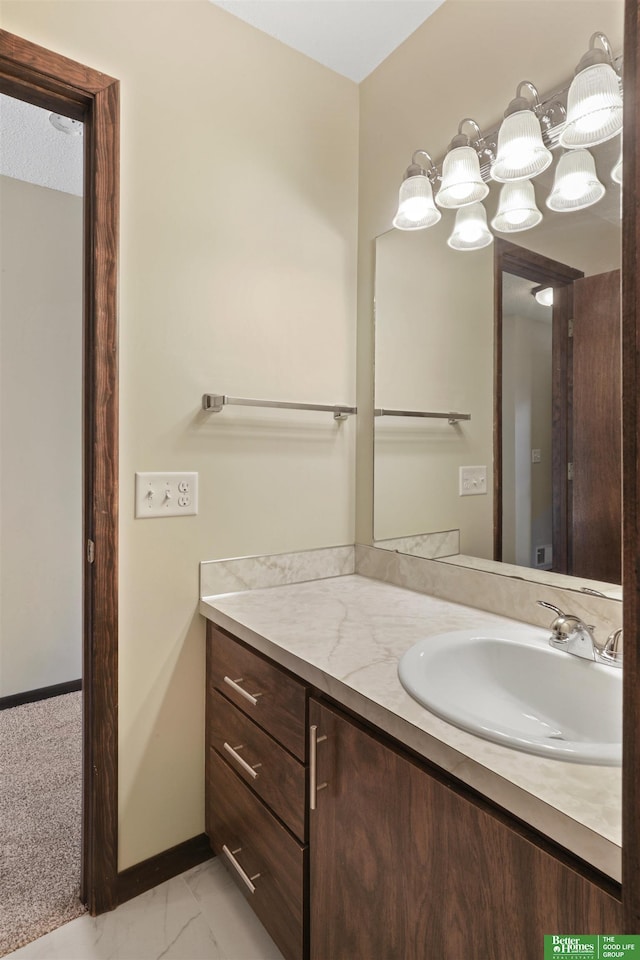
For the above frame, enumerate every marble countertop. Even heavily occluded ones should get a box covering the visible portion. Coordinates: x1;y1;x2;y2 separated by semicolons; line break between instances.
200;573;621;881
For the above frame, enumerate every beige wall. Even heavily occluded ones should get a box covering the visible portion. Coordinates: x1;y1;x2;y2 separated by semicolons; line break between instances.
0;0;359;868
0;175;83;696
357;0;624;545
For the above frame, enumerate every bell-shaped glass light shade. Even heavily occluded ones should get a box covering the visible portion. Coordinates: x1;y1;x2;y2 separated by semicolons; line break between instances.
392;174;441;230
611;146;623;185
491;110;553;182
491;181;543;233
436;146;489;209
560;63;623;148
546;149;605;211
447;203;493;251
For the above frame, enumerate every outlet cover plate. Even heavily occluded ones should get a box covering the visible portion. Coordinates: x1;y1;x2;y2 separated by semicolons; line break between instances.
135;472;198;518
459;465;487;497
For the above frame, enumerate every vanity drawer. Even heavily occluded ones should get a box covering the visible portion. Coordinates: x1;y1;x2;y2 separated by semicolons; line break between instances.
210;688;306;841
208;625;307;760
207;747;306;960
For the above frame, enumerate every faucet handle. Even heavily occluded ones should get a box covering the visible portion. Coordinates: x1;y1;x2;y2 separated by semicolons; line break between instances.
536;600;564;618
536;600;570;644
600;628;623;666
536;600;595;648
536;601;593;631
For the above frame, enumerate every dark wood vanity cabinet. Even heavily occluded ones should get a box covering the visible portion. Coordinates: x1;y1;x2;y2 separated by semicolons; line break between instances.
205;624;622;960
205;624;308;960
309;697;622;960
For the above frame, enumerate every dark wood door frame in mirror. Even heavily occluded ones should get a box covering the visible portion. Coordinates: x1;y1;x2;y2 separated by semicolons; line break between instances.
0;31;119;914
493;239;583;573
623;0;640;932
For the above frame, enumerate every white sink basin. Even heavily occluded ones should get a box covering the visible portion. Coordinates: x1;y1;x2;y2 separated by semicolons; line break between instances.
398;626;621;765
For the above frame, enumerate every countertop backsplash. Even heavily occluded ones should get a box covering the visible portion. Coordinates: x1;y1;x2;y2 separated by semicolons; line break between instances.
353;544;622;642
200;545;355;597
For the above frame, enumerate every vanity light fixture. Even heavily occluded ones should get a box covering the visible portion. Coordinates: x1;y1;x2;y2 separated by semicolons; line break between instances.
491;180;543;233
611;144;623;185
546;148;605;212
532;285;554;307
491;82;554;183
436;119;491;209
560;32;623;148
392;150;442;230
391;31;622;250
447;203;493;251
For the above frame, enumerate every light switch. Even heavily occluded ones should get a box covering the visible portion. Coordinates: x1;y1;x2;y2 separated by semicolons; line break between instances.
135;472;198;518
459;465;487;496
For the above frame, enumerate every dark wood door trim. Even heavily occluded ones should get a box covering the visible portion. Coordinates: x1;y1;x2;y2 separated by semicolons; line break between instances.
622;0;640;932
0;30;119;915
571;271;622;583
493;239;583;570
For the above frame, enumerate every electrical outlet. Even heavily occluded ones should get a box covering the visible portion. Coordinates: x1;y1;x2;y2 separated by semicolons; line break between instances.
459;465;487;497
135;472;198;518
535;544;553;568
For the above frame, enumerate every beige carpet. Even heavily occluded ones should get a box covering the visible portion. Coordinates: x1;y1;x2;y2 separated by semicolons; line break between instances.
0;692;86;957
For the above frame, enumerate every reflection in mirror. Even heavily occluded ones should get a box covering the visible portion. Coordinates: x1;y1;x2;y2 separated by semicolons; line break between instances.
373;48;622;599
495;242;621;586
500;273;555;570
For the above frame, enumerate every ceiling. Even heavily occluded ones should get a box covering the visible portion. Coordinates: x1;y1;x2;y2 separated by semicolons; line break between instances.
209;0;445;82
0;93;83;196
503;272;552;327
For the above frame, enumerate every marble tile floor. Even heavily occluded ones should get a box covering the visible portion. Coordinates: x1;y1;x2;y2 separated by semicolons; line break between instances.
6;859;285;960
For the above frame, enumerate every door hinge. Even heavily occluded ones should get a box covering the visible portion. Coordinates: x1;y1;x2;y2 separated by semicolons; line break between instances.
568;318;574;338
568;462;574;481
87;539;95;564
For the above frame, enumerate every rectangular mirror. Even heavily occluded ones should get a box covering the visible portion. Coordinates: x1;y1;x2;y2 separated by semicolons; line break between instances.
373;26;622;600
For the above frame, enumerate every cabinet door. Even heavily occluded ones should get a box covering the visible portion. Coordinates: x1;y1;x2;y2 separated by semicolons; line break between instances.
309;698;621;960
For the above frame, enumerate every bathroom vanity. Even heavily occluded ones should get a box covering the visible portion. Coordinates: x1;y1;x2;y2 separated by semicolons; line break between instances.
201;571;622;960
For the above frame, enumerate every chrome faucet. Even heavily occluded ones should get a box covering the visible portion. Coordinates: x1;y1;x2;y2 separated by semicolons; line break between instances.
537;601;597;660
536;601;622;668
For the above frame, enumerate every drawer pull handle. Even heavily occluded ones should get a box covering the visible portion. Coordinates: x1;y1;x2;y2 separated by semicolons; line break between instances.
223;676;262;707
223;741;261;780
222;844;261;894
309;724;328;811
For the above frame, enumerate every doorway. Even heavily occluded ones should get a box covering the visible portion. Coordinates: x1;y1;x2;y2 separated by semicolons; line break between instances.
0;93;85;950
495;239;622;584
495;239;583;572
0;30;119;914
0;92;84;703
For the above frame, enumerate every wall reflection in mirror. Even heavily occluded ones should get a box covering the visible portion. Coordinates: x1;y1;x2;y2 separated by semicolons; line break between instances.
373;24;622;599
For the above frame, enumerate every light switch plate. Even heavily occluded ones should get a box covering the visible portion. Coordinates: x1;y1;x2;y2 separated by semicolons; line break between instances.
135;472;198;518
459;465;487;497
